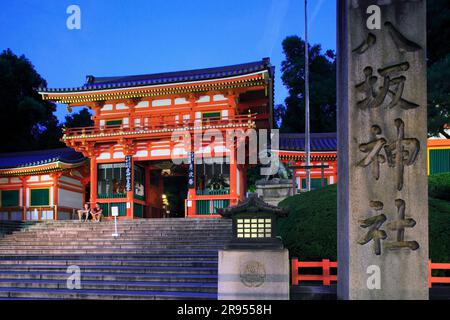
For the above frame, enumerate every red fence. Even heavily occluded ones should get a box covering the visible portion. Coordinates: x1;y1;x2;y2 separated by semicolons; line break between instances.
291;259;338;286
291;258;450;288
429;260;450;288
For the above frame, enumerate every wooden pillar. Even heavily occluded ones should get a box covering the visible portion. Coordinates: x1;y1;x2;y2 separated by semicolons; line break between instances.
242;164;247;198
145;165;151;218
51;173;59;220
20;177;27;221
229;147;237;205
89;157;97;206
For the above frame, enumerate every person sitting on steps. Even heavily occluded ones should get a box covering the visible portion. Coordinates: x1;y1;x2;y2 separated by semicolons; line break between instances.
77;203;91;222
91;203;103;222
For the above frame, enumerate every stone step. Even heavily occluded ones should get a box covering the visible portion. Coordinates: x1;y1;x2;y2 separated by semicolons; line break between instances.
0;245;220;252
0;244;226;249
0;265;218;275
1;238;230;244
0;287;217;300
0;250;223;255
17;229;231;234
0;271;218;282
8;235;231;240
0;279;217;293
0;239;230;245
0;259;217;267
0;219;232;299
0;253;218;261
10;231;232;236
0;247;225;252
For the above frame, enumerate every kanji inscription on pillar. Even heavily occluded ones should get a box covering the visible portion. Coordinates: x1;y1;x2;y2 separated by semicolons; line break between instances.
338;0;428;300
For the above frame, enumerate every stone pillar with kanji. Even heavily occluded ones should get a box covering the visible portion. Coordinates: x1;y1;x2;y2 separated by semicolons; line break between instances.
337;0;428;299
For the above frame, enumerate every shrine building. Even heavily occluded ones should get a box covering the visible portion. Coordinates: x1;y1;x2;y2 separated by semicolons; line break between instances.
0;148;88;220
0;59;447;221
37;59;275;219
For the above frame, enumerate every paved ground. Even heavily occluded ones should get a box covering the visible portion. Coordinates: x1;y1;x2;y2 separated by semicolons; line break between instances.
291;284;450;300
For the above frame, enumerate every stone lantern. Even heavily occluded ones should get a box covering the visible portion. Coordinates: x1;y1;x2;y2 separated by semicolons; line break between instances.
217;194;288;249
216;194;290;300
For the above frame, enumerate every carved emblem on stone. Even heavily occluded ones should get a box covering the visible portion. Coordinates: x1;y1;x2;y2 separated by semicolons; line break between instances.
240;261;266;288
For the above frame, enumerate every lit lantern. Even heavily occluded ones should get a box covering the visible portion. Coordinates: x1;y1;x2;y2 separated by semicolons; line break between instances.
216;194;288;249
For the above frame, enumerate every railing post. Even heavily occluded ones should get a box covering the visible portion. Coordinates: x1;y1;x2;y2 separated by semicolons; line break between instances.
323;259;330;286
291;258;299;286
428;260;432;288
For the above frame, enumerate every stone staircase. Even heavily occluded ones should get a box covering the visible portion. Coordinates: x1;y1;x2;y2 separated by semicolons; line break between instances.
0;219;232;300
0;221;37;238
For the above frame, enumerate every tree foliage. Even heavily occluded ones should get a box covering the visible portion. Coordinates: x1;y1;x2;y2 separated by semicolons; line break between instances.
427;0;450;65
0;49;63;152
427;0;450;138
276;36;336;133
428;55;450;138
64;108;93;128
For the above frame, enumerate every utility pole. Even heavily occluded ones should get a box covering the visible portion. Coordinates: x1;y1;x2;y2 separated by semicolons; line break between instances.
304;0;311;191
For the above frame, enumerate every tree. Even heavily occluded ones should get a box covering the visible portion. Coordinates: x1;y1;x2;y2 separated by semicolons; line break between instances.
64;108;94;128
428;54;450;138
0;49;63;152
427;0;450;65
427;0;450;138
277;36;336;133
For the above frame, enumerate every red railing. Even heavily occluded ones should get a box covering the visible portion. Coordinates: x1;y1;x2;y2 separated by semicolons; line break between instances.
291;259;337;286
64;113;257;138
291;258;450;288
429;260;450;288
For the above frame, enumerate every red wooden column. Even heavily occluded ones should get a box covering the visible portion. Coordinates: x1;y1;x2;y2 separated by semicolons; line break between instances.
229;147;238;206
144;165;151;218
89;157;97;206
50;172;62;220
20;177;27;220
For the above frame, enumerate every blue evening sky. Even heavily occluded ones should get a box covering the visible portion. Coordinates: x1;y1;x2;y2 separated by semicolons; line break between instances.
0;0;336;122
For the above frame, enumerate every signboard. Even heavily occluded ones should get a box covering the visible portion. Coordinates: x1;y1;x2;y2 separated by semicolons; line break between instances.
125;155;132;192
111;206;119;217
188;152;195;188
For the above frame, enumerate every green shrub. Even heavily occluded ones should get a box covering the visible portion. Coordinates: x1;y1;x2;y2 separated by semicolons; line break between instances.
429;197;450;262
429;173;450;201
277;183;450;262
277;185;337;261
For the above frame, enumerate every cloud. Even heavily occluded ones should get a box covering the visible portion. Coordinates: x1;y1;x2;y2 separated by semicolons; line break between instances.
309;0;326;26
259;0;291;56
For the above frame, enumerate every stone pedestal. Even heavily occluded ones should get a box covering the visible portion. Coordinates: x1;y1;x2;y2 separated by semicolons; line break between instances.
218;249;289;300
256;183;294;206
337;0;428;299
